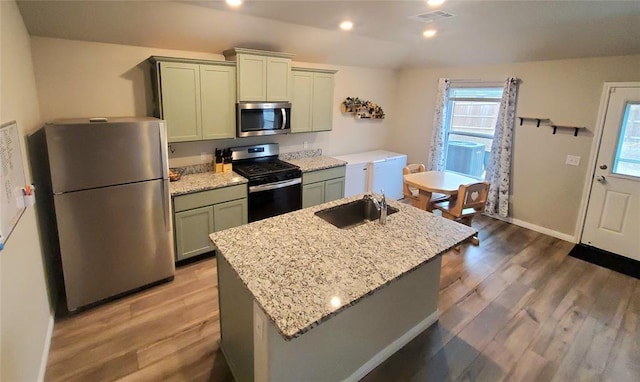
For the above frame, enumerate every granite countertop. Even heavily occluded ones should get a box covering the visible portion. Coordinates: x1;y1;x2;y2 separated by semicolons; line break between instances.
169;171;248;196
283;156;346;173
209;195;476;340
169;154;343;196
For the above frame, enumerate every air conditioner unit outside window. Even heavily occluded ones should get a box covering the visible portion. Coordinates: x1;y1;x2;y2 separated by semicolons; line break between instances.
445;141;485;178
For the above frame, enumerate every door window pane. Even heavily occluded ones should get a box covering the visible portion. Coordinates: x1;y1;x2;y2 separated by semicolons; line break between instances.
612;103;640;177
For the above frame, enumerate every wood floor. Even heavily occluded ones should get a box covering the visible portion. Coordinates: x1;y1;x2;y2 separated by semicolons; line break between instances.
45;216;640;381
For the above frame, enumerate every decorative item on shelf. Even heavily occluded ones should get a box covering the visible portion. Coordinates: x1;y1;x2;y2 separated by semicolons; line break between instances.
342;96;385;119
341;97;362;113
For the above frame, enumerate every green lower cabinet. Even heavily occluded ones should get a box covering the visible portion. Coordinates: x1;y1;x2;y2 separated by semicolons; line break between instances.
302;166;346;209
213;198;248;232
175;206;215;261
173;184;248;262
302;182;326;209
324;177;345;203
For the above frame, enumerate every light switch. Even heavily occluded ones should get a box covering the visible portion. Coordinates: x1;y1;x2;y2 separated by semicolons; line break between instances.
565;155;581;166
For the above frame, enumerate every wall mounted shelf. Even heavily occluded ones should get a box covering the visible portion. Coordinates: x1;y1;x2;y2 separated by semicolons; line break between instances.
518;116;585;137
342;97;385;119
551;125;585;137
518;117;549;127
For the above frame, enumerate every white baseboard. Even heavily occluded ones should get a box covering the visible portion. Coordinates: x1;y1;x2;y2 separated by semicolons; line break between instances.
37;313;55;382
492;215;576;243
345;310;440;382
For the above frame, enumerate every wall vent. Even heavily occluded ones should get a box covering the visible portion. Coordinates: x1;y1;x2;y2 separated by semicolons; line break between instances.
409;10;456;24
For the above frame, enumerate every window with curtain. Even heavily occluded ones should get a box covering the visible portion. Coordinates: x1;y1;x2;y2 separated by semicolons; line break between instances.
443;87;504;179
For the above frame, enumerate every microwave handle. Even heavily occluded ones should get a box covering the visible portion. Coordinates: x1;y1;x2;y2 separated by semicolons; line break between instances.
281;108;287;130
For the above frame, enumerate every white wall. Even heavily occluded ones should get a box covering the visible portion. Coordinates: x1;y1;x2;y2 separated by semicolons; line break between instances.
1;1;52;381
29;37;399;167
390;55;640;236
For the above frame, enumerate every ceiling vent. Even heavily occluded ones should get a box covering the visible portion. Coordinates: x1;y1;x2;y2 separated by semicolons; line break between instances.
409;10;456;24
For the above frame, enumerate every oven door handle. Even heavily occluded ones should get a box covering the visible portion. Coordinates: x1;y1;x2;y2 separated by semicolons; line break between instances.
249;178;301;193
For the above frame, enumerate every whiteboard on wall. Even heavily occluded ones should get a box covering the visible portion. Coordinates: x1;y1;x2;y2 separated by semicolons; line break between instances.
0;121;27;247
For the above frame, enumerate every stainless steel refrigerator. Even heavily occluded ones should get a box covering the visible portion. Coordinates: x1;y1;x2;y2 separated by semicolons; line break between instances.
30;117;175;312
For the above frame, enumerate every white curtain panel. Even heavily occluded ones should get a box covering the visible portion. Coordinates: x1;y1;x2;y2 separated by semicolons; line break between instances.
427;78;450;171
484;77;518;218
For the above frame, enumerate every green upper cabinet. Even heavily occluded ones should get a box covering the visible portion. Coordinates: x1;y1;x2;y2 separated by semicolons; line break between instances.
291;71;313;133
158;62;202;142
237;54;267;101
150;56;236;143
200;65;236;140
223;48;294;102
291;68;337;133
266;57;292;102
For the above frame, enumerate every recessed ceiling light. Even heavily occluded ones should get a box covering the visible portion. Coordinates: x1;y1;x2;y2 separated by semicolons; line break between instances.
340;21;354;31
423;29;437;38
226;0;242;7
427;0;446;6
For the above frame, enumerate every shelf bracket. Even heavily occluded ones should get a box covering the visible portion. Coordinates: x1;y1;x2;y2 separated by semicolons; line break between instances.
518;117;549;128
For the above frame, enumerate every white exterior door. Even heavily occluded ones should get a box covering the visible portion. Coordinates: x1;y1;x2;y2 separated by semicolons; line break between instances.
582;84;640;261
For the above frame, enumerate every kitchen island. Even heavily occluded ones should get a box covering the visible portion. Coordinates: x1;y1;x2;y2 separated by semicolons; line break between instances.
210;195;476;381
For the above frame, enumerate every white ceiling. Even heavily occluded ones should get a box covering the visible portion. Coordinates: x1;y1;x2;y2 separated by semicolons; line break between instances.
16;0;640;69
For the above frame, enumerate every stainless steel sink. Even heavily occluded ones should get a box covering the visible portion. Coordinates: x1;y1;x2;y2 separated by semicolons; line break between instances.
314;198;399;229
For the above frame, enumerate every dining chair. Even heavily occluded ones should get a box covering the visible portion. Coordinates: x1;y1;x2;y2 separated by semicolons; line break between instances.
402;164;449;211
432;181;490;245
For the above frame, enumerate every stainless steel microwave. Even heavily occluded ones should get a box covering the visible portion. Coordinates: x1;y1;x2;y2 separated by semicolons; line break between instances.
237;102;291;137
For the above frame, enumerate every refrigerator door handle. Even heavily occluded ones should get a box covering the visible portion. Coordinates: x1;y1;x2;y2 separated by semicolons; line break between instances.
161;179;171;232
158;120;169;179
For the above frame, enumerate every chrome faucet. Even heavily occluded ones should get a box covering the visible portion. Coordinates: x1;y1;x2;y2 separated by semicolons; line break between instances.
364;190;387;225
379;190;387;225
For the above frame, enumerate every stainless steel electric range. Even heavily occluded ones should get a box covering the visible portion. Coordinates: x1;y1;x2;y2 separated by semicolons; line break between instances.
231;143;302;222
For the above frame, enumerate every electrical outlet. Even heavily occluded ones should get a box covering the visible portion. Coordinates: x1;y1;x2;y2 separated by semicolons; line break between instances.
303;141;308;150
565;155;581;166
200;152;207;162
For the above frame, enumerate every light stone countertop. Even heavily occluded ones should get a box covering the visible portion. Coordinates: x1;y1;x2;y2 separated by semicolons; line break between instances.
283;156;346;173
169;171;248;196
209;195;477;340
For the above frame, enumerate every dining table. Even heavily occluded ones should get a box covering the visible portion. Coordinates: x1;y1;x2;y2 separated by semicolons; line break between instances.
403;170;479;211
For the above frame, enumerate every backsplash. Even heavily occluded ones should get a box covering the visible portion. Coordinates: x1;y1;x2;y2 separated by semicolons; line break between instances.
172;149;323;175
171;163;213;175
279;149;322;160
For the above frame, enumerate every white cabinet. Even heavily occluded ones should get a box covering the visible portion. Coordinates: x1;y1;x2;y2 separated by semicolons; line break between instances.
343;162;368;197
334;151;407;200
224;48;295;102
370;156;406;200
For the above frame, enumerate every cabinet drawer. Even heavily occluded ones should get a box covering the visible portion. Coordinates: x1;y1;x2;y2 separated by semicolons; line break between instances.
302;166;346;185
173;184;247;212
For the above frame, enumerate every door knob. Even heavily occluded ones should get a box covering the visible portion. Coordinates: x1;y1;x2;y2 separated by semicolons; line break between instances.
599;164;608;170
596;175;606;183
